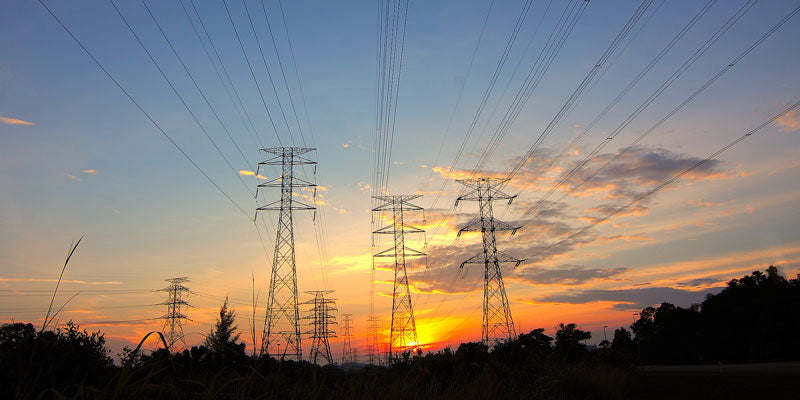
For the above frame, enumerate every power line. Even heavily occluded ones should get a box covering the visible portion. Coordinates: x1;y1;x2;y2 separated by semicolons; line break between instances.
518;1;792;226
533;99;800;261
108;0;257;199
37;0;252;220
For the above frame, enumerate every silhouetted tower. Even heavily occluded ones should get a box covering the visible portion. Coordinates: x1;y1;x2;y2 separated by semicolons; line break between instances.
341;313;356;365
365;315;383;365
372;195;425;359
456;178;523;345
158;277;191;349
256;147;317;361
303;290;337;365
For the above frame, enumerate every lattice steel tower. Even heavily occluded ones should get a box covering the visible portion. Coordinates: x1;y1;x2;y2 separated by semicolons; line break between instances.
302;290;337;365
365;315;383;365
456;178;523;345
340;313;356;365
257;147;316;361
158;277;191;349
372;195;425;359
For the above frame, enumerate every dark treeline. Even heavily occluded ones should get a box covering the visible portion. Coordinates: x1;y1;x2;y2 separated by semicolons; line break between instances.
1;266;798;399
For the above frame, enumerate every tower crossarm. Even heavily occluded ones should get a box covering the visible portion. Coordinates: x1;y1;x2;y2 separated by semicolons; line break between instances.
457;217;521;236
459;250;524;269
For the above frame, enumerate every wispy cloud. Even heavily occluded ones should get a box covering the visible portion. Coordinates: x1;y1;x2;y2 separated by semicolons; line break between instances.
238;170;267;179
511;265;629;286
0;115;34;126
775;108;800;132
82;169;98;175
533;286;722;310
65;173;82;181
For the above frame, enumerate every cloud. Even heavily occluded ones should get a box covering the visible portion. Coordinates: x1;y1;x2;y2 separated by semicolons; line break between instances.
357;182;372;192
689;199;724;208
82;169;98;175
676;277;721;287
65;173;82;181
238;170;268;179
559;146;725;200
767;160;800;176
0;115;34;126
775;109;800;132
511;265;629;286
533;286;722;311
342;143;350;148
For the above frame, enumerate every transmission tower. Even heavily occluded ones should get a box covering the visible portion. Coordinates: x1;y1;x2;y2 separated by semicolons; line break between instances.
372;195;425;359
158;277;191;349
340;313;356;366
256;147;317;361
365;315;383;365
302;290;337;365
455;178;524;345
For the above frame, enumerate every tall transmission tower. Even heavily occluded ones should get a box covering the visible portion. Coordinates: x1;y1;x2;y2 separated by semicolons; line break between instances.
158;277;191;349
365;315;383;365
372;195;425;359
455;178;524;345
302;290;337;365
340;313;356;365
257;147;317;361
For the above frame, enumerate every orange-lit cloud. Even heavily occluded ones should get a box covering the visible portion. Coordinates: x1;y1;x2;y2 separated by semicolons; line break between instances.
0;115;34;126
238;170;268;179
82;169;98;175
65;174;82;181
775;108;800;132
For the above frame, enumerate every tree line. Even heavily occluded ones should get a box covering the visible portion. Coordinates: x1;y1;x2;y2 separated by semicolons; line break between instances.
1;266;798;399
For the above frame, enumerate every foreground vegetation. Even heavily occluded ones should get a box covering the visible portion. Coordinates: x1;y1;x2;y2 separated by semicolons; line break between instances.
2;266;798;399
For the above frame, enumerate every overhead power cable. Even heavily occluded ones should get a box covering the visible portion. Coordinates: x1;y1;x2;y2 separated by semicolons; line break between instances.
534;99;800;260
108;0;256;198
37;0;252;220
518;1;794;225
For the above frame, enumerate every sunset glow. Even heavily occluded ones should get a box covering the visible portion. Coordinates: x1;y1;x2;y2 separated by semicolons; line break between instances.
2;0;799;365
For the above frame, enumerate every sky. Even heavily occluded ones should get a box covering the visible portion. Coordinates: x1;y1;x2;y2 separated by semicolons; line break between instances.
2;0;800;360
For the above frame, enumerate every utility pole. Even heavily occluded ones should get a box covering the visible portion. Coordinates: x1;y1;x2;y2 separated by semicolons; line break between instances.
372;195;425;360
257;147;317;361
341;314;356;366
456;178;523;346
365;315;382;365
158;277;191;349
303;290;337;365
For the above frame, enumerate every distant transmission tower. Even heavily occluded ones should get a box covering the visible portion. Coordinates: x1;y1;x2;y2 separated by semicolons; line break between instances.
257;147;317;361
372;195;425;359
456;178;523;345
366;315;383;365
341;314;356;365
303;290;337;365
159;277;191;349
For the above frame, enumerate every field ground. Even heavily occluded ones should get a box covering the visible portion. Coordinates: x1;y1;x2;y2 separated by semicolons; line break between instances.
636;362;800;399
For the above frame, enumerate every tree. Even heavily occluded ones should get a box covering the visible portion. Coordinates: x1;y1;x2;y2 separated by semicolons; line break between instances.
701;266;800;362
204;297;245;360
555;323;591;362
611;327;634;352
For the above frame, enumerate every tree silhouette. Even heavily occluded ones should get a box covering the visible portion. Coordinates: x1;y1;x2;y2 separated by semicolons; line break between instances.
204;297;245;360
555;323;591;362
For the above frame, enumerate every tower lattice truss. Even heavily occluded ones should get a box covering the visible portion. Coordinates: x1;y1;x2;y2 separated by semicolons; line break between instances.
257;147;317;361
456;178;524;345
372;195;425;359
303;290;337;365
159;277;191;349
340;313;356;365
366;315;383;365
